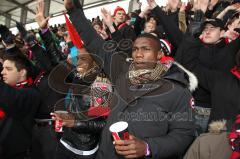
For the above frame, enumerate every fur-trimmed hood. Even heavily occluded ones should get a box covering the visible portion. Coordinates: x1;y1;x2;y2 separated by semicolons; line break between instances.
208;120;227;133
163;61;198;92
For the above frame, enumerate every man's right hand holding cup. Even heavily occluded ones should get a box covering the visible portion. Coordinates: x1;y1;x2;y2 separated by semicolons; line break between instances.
109;121;149;158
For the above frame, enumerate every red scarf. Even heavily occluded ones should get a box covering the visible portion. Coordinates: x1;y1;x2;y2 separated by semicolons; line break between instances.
0;108;5;120
229;115;240;159
118;22;127;30
12;77;33;89
231;66;240;79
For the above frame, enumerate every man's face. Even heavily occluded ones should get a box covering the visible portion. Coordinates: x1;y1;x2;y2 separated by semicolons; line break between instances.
132;37;162;70
144;22;156;33
114;10;126;24
1;60;23;85
202;24;224;44
76;53;94;74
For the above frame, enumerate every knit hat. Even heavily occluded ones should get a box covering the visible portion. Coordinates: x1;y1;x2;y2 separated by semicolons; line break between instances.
113;6;126;16
159;39;172;56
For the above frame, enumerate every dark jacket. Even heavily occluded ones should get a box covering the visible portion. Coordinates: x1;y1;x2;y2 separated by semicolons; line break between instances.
176;34;239;108
179;37;240;122
67;6;196;159
0;81;40;158
48;52;107;152
61;76;106;151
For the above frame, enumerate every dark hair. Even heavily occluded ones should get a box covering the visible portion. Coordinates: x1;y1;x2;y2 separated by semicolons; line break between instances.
136;33;161;51
226;15;240;28
3;52;33;78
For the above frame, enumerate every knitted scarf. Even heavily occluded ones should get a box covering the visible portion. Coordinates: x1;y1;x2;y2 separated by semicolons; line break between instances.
128;62;168;85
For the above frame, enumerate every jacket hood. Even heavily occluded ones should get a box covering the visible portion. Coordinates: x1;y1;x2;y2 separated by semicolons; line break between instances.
163;61;198;92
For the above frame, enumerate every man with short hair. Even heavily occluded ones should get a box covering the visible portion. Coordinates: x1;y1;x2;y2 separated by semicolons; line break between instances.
0;51;40;159
200;18;226;44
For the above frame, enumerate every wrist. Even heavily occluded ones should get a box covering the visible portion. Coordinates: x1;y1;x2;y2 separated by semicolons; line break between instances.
41;28;49;34
145;142;151;157
151;3;158;9
108;25;116;33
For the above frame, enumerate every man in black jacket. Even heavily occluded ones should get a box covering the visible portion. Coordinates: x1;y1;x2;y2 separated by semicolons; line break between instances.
63;1;196;158
145;0;240;134
0;51;40;159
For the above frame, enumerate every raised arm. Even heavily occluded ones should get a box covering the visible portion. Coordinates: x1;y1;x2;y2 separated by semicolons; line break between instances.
147;0;183;48
64;0;112;76
35;0;66;67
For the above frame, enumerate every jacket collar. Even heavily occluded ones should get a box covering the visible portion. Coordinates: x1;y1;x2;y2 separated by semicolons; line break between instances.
203;38;226;48
13;77;33;89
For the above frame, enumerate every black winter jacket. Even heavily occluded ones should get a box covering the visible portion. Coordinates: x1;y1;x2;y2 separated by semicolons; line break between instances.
0;81;40;158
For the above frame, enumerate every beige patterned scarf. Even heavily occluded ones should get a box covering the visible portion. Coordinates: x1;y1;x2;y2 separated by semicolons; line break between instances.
128;62;169;85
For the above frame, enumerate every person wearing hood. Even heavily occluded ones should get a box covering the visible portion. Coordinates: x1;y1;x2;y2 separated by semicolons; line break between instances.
63;0;197;158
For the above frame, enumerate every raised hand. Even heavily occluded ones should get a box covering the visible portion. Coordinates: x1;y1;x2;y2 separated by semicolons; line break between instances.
223;30;239;41
147;0;158;10
208;0;219;10
168;0;180;12
63;0;74;10
180;2;187;12
101;8;113;28
35;0;50;29
193;0;209;13
139;5;152;18
198;0;209;13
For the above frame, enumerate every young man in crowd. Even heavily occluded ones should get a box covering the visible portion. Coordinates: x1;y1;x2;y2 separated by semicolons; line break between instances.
144;0;240;133
0;50;40;159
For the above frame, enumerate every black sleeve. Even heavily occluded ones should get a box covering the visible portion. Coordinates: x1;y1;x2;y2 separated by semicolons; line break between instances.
132;15;145;36
39;29;66;66
151;6;183;48
174;34;202;66
30;44;53;73
72;119;106;133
